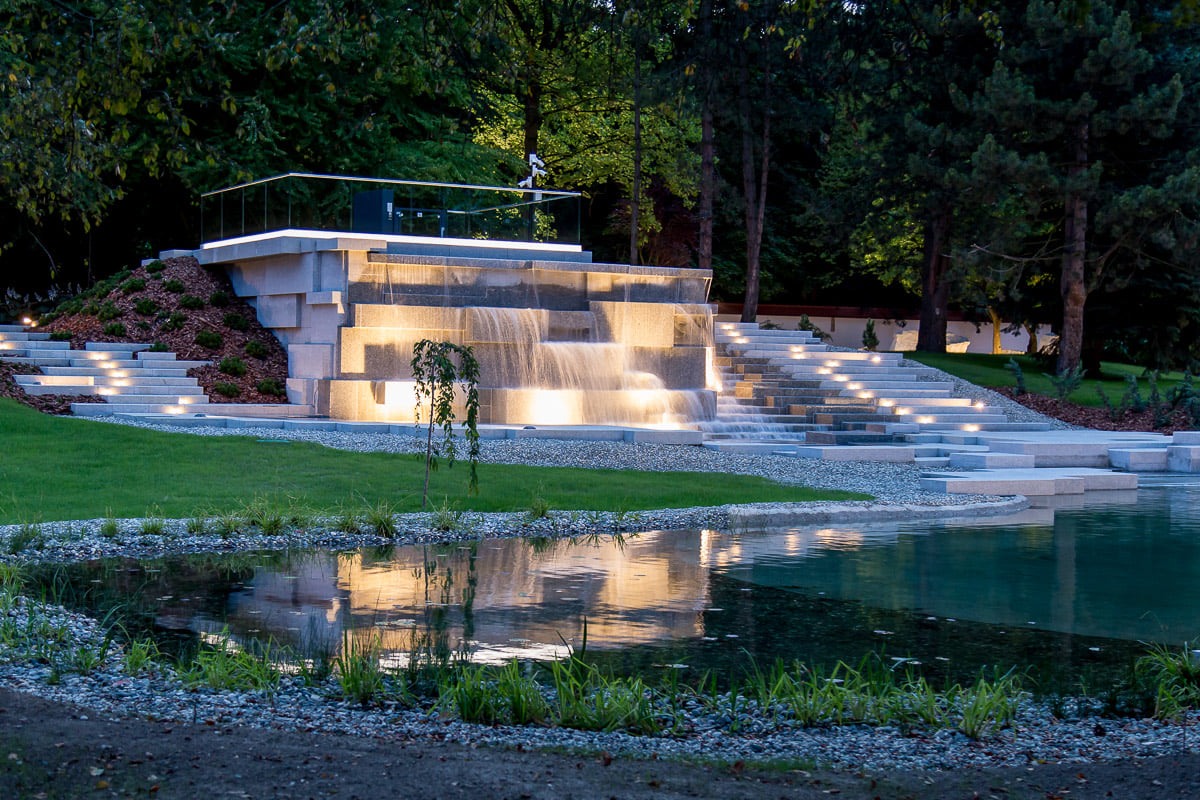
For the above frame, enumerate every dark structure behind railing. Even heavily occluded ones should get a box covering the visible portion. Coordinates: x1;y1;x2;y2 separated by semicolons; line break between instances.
200;173;581;246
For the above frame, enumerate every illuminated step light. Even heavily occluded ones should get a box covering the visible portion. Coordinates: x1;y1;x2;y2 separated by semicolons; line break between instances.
824;360;840;367
165;405;185;415
111;371;128;378
871;355;882;363
847;383;861;391
916;415;935;424
833;375;849;382
974;401;986;410
895;407;912;415
857;391;874;399
879;399;895;407
962;423;981;432
817;367;832;375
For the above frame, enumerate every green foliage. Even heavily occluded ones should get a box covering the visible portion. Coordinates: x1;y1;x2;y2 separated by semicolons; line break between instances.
411;340;482;509
244;340;269;359
98;516;120;539
208;291;230;308
861;319;879;352
364;499;399;538
1137;641;1200;720
1046;365;1084;402
48;331;73;342
162;279;186;293
123;638;160;675
1122;374;1147;413
133;298;158;316
335;633;386;707
97;302;122;322
120;278;146;295
194;330;222;349
429;501;462;533
256;378;286;397
7;523;43;554
160;311;186;332
139;510;166;536
1004;358;1026;396
179;632;281;694
102;322;127;337
179;295;205;310
213;381;241;398
223;312;249;331
144;261;166;274
218;357;247;377
148;341;169;352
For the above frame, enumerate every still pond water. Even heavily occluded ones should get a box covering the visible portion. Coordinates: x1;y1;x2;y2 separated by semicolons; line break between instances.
36;485;1200;688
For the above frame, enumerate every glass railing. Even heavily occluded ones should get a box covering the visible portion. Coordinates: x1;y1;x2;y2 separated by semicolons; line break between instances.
200;173;581;246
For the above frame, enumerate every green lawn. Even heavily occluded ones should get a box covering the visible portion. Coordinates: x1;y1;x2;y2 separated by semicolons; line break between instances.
0;399;866;524
903;351;1187;408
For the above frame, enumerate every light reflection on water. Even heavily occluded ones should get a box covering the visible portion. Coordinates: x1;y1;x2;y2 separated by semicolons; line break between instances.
35;486;1200;682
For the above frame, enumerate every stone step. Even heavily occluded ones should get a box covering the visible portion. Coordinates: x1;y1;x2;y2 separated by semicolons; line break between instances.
790;445;917;462
1109;448;1169;471
84;341;152;352
919;468;1137;496
894;413;1008;424
66;357;210;370
41;366;194;378
915;422;1053;433
0;324;30;333
804;430;898;445
0;338;68;350
99;393;209;405
0;356;74;367
947;452;1038;469
72;402;312;418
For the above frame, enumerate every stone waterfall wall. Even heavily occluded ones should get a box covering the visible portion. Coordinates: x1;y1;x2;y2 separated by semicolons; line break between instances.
199;236;716;426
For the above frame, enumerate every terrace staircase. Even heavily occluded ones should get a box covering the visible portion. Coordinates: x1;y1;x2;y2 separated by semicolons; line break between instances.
0;325;308;418
700;322;1051;454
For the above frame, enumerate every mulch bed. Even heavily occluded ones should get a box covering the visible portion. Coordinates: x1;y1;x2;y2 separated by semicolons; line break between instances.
34;256;290;405
999;387;1196;434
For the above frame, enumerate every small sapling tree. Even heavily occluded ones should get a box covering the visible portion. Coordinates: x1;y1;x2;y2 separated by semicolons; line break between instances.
411;340;481;509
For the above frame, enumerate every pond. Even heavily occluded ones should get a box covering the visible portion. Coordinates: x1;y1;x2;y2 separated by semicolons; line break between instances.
31;485;1200;692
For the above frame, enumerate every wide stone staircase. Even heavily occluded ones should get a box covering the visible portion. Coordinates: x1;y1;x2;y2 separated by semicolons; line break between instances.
701;321;1051;454
0;325;306;417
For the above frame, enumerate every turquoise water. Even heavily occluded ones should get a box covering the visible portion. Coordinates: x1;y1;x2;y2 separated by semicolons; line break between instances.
32;486;1200;687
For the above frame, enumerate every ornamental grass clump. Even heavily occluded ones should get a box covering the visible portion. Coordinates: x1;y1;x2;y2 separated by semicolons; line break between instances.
335;632;387;707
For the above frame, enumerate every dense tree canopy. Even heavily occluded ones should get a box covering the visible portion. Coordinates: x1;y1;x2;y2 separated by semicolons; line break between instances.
4;0;1200;372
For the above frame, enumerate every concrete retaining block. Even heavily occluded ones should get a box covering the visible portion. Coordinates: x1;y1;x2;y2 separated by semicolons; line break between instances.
1109;448;1168;471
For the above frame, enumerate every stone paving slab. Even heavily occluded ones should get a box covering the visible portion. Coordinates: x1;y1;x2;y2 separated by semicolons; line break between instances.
919;467;1137;496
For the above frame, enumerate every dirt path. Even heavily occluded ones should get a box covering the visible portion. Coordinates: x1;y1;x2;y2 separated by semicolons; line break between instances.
4;690;1200;799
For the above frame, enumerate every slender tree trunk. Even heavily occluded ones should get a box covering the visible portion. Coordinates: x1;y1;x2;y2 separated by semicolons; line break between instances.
696;0;714;273
1025;323;1039;355
988;307;1002;354
916;206;952;352
738;55;770;324
1058;121;1089;375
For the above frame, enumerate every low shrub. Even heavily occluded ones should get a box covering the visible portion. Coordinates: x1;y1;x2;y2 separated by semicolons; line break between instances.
209;290;230;307
120;278;146;294
256;377;286;397
48;331;73;341
149;341;169;352
244;339;269;359
102;322;126;337
219;356;247;376
144;260;166;273
195;330;223;349
163;279;186;293
160;311;187;332
223;312;249;331
179;294;205;310
134;298;158;316
97;301;122;321
213;381;242;398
